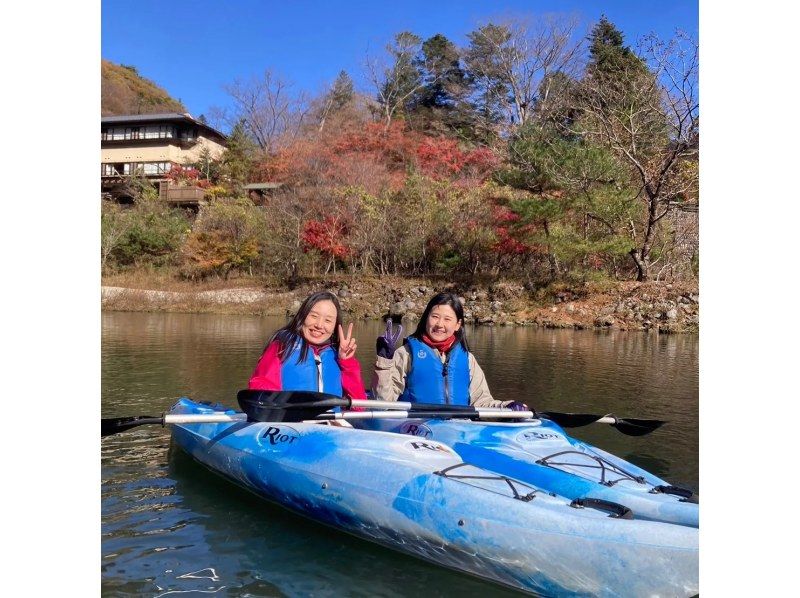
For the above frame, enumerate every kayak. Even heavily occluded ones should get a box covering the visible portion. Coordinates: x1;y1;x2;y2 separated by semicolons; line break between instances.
354;417;699;528
168;397;699;597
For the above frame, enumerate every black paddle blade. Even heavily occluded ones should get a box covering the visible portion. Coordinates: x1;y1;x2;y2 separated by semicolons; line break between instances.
538;411;666;436
237;389;349;423
101;415;162;437
611;418;666;437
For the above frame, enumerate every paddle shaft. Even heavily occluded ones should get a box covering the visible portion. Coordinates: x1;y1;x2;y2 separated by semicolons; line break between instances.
155;410;532;425
315;409;534;420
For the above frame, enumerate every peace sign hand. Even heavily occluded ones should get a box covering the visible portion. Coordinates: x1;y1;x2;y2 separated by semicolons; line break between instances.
338;323;358;360
376;318;403;359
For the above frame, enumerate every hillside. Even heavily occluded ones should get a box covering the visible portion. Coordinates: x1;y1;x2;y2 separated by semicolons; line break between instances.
101;59;186;116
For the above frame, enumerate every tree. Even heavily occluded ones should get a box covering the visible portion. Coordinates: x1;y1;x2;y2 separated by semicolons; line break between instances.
366;32;428;129
103;191;190;269
464;23;513;141
411;34;475;136
180;197;264;279
221;69;310;153
316;70;355;132
220;120;258;192
577;22;699;280
101;201;134;271
464;16;584;131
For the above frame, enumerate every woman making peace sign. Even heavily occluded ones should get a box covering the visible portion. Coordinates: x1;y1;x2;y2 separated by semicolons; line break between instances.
248;291;367;400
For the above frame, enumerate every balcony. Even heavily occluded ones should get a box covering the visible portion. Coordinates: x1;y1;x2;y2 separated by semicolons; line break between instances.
161;183;207;204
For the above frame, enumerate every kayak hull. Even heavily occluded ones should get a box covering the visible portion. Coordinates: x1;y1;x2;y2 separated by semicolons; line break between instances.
168;398;698;597
355;417;699;528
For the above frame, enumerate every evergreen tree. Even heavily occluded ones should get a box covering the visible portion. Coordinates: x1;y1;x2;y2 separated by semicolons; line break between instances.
316;70;355;132
411;34;475;135
328;71;354;112
221;120;257;191
578;20;698;280
464;24;513;141
588;16;643;74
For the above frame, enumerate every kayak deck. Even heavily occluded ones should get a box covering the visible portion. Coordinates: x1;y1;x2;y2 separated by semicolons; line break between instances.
168;398;699;597
354;417;699;528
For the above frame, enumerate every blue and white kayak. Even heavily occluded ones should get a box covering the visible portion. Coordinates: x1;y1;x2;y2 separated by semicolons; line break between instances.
354;417;698;528
169;398;698;597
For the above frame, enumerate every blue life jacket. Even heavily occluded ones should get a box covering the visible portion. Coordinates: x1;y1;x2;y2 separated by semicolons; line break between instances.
281;340;343;397
399;337;470;405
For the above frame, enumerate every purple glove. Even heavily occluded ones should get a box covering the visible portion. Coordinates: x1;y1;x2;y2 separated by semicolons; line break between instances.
376;319;403;359
505;401;529;412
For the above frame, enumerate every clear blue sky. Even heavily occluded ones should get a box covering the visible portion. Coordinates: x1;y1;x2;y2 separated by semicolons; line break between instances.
102;0;697;127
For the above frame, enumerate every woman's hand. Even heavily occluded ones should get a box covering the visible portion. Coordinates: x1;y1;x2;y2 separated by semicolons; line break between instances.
376;319;403;359
338;323;357;360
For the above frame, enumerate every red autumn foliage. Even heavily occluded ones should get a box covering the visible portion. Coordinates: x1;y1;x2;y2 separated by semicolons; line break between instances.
253;121;500;192
301;216;350;258
490;205;540;255
166;164;212;188
416;137;465;178
416;138;499;181
333;121;419;166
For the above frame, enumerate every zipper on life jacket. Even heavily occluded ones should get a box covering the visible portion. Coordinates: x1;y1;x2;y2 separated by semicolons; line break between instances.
442;351;451;405
314;353;323;392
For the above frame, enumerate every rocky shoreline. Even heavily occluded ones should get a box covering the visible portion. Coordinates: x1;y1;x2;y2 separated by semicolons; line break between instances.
102;277;699;333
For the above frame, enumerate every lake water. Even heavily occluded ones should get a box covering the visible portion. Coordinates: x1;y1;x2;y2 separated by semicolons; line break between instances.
101;312;698;596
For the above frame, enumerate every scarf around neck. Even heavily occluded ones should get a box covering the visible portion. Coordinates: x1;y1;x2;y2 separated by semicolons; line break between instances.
421;333;458;354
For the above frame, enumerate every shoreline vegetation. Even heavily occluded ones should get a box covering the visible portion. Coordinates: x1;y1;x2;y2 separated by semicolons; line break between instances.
102;18;698;330
101;275;698;333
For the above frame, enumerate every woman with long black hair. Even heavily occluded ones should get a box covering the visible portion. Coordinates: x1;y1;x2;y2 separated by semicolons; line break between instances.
249;291;366;400
371;292;527;409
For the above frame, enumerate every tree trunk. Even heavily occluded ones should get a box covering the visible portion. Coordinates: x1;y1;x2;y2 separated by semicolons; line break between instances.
629;248;647;282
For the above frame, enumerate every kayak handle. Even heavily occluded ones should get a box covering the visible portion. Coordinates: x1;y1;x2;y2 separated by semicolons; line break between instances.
569;498;634;519
649;484;699;504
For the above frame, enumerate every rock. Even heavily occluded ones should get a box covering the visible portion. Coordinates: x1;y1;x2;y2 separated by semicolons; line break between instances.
390;301;407;316
599;306;615;316
337;288;351;298
404;300;416;310
419;286;428;294
475;290;489;300
594;315;615;327
666;308;678;320
288;300;302;315
565;303;576;313
551;306;558;312
491;301;503;312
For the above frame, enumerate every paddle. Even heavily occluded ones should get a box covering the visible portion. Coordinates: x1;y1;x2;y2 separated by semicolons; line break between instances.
100;404;533;437
237;390;665;435
102;390;665;437
101;412;247;437
536;412;666;436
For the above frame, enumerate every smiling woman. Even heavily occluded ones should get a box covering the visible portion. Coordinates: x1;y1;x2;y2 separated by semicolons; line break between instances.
371;292;527;410
248;291;366;400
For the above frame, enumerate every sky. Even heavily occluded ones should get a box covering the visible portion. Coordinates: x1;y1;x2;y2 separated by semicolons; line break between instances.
101;0;698;127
